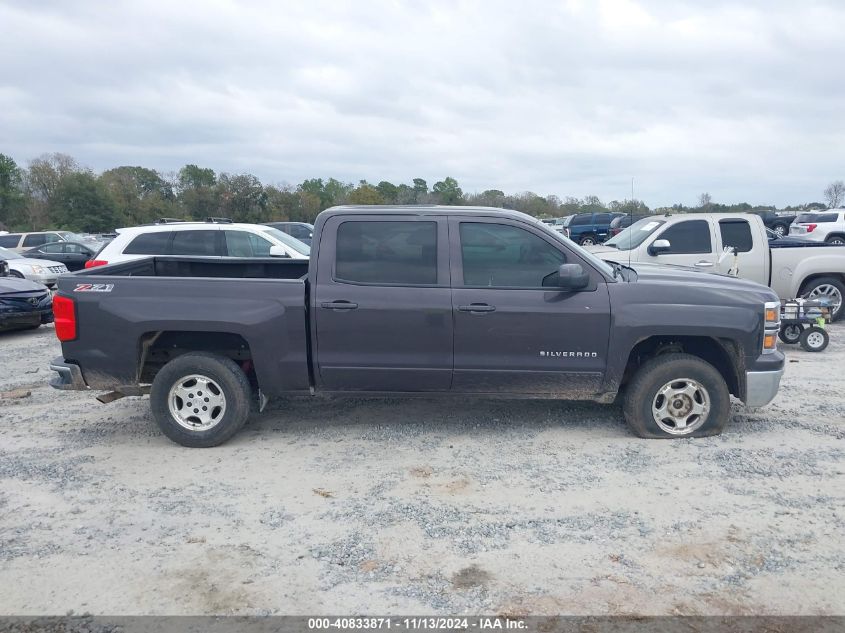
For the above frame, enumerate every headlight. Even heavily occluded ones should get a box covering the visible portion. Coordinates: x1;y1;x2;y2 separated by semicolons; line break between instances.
762;300;780;353
29;265;45;275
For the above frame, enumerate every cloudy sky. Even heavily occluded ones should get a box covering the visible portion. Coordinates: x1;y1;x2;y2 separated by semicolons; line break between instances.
1;0;843;206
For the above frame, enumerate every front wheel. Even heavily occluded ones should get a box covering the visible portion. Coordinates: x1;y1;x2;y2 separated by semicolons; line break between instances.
623;353;730;439
799;326;829;352
9;270;24;279
772;224;788;237
150;352;253;447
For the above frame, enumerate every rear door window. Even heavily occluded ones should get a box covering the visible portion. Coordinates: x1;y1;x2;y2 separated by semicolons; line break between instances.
719;220;753;253
171;230;220;256
657;220;712;254
124;231;173;255
42;243;65;254
224;231;274;257
0;235;20;247
23;234;48;247
815;213;838;223
335;221;438;285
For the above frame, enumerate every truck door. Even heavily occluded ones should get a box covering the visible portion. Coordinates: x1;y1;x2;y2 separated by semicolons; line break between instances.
450;218;611;394
313;215;453;391
645;219;717;270
715;218;767;284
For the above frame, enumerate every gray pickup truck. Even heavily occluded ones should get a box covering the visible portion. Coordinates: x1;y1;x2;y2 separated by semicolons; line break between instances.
50;205;785;447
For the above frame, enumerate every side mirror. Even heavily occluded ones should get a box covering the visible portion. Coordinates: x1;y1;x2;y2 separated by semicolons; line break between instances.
648;238;671;255
557;263;589;291
269;245;290;258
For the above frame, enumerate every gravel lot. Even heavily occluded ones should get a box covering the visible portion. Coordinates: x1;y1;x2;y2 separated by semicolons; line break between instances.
1;324;843;616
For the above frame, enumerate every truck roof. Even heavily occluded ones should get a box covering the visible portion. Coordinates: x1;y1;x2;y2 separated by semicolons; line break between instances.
322;205;538;223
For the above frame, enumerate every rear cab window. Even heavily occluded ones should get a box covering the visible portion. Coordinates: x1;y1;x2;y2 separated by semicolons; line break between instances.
718;219;753;253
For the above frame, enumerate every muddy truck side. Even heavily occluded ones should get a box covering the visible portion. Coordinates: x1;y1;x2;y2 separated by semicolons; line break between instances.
50;205;785;447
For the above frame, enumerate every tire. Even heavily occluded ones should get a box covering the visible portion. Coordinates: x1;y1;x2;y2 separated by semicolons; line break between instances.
150;352;253;447
801;276;845;322
623;353;730;439
9;270;24;279
579;234;597;246
825;235;845;245
799;326;829;352
778;323;804;344
772;224;788;237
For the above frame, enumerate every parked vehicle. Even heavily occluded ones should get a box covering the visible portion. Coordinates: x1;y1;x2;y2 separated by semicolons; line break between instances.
766;228;838;247
50;205;784;447
789;209;845;244
0;230;86;253
263;222;315;246
593;213;845;320
0;275;54;332
0;247;69;287
23;241;98;271
609;214;651;237
86;221;310;268
561;213;625;245
751;210;796;237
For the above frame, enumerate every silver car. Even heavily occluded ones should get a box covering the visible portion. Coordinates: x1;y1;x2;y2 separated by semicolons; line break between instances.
0;246;68;287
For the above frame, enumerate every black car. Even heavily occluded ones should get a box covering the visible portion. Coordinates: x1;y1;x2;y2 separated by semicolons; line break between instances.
0;275;53;332
263;222;314;246
23;241;98;271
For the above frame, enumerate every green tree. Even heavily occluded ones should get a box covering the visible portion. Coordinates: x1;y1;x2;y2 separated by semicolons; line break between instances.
177;164;218;220
100;166;175;225
432;177;463;205
217;173;267;223
347;183;385;205
49;172;121;232
24;153;82;229
376;181;398;204
412;178;428;201
0;154;25;229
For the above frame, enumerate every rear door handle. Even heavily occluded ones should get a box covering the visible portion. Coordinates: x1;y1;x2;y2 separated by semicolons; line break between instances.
321;301;358;310
694;261;714;268
458;303;496;313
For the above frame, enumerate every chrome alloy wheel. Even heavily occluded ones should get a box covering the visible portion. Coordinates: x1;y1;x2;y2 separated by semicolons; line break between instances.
168;374;227;431
652;378;710;435
807;283;842;316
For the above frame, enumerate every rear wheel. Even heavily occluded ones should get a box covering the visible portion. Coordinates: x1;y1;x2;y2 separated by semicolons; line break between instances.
778;323;804;344
150;352;252;447
825;235;845;245
802;276;844;322
579;234;597;246
623;353;730;439
799;326;829;352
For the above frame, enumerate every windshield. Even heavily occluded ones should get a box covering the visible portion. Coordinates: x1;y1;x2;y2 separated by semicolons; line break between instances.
533;219;615;277
261;227;311;256
0;246;23;260
59;231;85;241
604;218;666;250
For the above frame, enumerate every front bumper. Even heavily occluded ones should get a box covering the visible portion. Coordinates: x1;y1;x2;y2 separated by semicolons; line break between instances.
744;367;785;408
49;357;89;391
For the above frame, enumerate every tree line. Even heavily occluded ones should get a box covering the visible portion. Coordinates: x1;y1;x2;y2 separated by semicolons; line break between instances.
0;152;842;233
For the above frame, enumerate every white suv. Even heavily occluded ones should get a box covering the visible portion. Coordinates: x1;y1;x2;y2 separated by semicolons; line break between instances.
88;220;310;268
789;209;845;244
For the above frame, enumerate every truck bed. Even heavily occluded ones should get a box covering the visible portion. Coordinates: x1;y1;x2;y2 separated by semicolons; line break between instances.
55;256;312;396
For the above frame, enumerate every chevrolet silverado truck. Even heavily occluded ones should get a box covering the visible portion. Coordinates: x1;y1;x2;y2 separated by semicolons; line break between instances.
49;206;785;447
593;212;845;320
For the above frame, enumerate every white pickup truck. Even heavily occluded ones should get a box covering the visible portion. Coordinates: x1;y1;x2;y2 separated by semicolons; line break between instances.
590;213;845;320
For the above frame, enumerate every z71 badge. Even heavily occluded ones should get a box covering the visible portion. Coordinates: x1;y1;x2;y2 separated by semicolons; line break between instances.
74;283;114;293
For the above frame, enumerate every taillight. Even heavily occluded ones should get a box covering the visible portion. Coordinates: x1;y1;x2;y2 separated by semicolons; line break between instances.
53;295;77;342
84;259;108;269
806;224;817;233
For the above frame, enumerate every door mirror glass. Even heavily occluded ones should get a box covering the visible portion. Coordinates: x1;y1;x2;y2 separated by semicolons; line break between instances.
649;239;671;255
269;245;289;258
557;263;589;290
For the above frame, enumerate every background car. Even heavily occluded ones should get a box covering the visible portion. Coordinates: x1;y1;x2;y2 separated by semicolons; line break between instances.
608;213;652;237
263;222;314;246
0;230;87;253
0;246;69;287
789;209;845;244
23;241;98;271
0;274;53;332
88;220;310;268
561;212;625;245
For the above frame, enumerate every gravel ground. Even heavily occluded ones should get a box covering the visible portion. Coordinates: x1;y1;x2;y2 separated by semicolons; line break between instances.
0;324;843;616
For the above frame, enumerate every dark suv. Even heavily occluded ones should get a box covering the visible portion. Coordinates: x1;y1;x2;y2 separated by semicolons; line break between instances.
563;213;625;245
263;222;314;246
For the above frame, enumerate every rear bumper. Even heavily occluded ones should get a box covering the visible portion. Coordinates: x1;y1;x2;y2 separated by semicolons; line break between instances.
744;367;784;408
49;357;89;391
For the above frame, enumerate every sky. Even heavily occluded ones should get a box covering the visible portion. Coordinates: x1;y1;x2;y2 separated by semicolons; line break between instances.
1;0;844;207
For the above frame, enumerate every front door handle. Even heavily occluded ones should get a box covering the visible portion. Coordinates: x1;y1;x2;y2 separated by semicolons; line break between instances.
458;303;496;313
321;301;358;310
694;261;714;268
